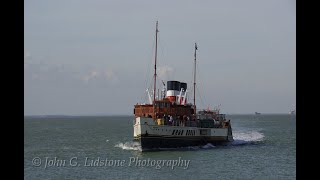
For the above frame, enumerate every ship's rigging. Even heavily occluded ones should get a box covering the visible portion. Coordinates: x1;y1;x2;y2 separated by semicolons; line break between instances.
142;21;214;112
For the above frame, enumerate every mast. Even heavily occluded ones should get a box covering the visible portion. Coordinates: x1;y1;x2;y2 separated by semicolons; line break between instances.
153;21;159;104
193;43;198;119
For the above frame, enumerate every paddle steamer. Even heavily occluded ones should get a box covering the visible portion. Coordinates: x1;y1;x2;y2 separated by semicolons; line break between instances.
133;21;233;151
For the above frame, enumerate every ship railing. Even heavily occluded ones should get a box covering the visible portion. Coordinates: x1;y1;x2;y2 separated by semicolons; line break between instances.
154;117;198;127
153;112;227;128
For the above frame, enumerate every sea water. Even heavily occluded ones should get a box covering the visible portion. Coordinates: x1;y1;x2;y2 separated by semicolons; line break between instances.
24;114;296;180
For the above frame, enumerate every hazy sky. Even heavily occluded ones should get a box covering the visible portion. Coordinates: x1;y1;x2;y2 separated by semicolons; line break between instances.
24;0;296;115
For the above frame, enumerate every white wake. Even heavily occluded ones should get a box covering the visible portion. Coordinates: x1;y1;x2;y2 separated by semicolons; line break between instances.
201;143;216;149
232;130;265;145
114;141;142;151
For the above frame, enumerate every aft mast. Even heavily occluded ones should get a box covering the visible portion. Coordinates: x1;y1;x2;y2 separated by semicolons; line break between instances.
193;43;198;119
154;21;159;104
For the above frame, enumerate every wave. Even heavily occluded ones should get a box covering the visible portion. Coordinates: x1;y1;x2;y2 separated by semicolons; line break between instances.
231;130;264;145
201;143;215;149
114;141;142;151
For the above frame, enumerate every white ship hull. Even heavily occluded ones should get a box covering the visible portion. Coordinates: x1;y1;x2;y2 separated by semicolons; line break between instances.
133;117;233;151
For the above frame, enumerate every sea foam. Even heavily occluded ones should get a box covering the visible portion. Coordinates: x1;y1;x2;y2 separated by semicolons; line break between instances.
114;141;142;151
232;130;264;145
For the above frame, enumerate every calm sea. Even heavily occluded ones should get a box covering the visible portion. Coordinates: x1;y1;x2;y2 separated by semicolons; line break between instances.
24;114;296;180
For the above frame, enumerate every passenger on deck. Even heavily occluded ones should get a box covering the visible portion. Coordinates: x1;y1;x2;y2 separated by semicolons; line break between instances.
163;114;167;125
169;115;173;125
183;115;187;127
